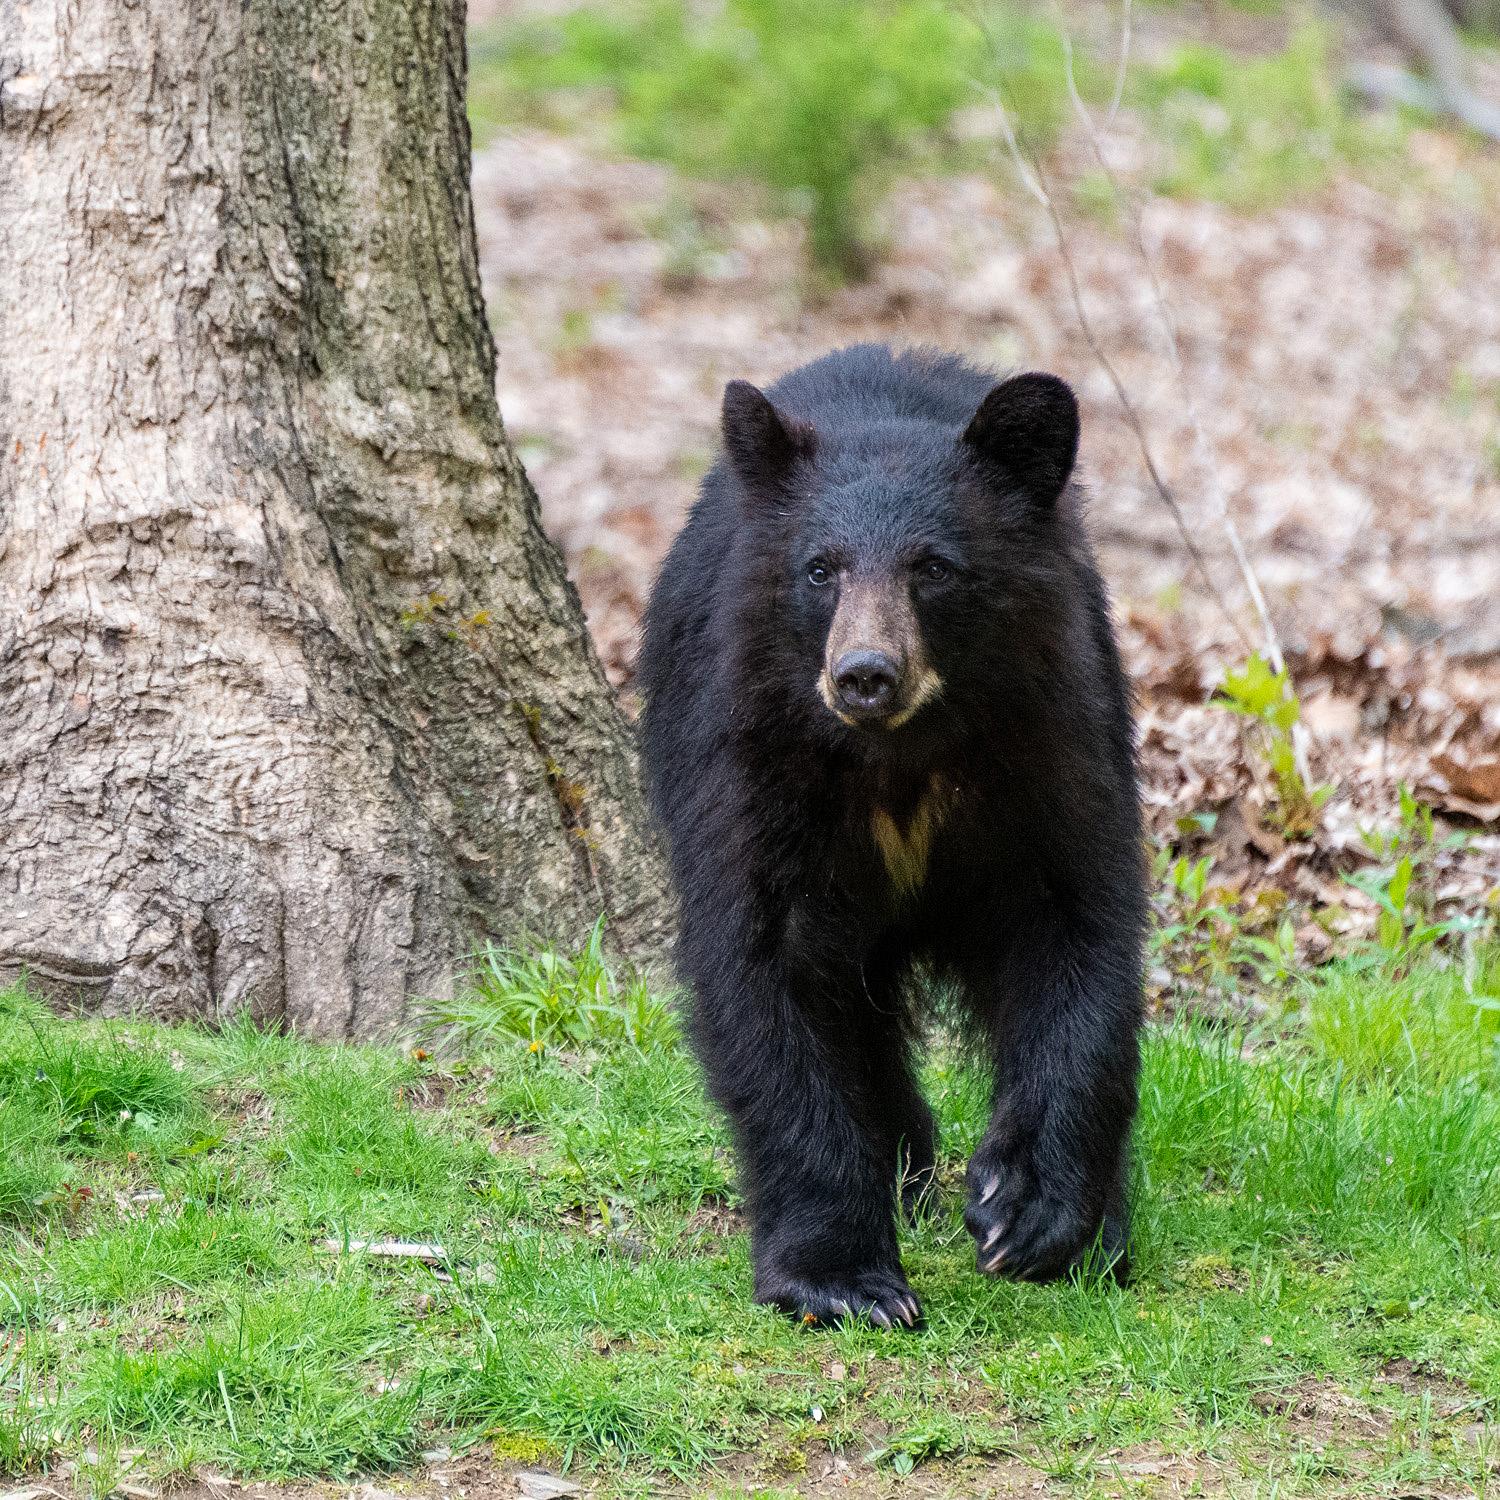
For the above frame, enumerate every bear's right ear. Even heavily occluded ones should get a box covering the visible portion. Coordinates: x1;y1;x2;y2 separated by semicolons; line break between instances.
722;380;816;495
962;372;1080;507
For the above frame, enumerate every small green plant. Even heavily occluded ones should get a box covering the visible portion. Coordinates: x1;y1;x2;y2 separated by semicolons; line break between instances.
1150;845;1302;991
476;0;1076;281
1151;850;1237;984
1359;782;1470;873
1344;854;1483;969
419;917;679;1054
1346;786;1478;966
1234;908;1301;987
1212;652;1333;837
866;1420;960;1473
1346;856;1443;964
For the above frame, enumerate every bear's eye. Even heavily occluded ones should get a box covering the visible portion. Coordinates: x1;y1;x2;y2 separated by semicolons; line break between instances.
806;560;832;587
920;558;951;583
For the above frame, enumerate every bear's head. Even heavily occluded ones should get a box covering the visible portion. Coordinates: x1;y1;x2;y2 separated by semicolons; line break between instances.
721;371;1082;741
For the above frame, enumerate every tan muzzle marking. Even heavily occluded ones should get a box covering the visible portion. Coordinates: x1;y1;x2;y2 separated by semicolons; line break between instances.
886;666;943;728
819;576;942;728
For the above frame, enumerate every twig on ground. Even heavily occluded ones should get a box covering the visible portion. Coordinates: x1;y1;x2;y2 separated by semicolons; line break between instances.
318;1235;499;1283
319;1236;452;1261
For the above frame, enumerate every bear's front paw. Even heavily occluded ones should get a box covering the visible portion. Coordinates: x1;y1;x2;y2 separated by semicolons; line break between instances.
963;1151;1105;1283
755;1263;923;1330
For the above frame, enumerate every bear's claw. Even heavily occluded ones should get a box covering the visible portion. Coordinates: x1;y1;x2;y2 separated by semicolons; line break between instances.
756;1266;924;1330
964;1152;1099;1283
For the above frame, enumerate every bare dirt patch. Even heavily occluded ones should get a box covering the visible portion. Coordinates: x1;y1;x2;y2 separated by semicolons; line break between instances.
1251;1374;1395;1441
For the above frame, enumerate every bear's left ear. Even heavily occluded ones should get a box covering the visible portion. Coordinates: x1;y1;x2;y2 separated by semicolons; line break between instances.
961;372;1079;506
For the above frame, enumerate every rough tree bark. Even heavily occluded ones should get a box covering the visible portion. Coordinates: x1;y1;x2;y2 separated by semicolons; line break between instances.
0;0;672;1035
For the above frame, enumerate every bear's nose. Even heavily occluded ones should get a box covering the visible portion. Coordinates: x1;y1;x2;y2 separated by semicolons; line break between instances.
833;650;900;717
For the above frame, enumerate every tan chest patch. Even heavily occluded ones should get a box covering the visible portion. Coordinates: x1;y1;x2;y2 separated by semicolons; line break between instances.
870;777;952;897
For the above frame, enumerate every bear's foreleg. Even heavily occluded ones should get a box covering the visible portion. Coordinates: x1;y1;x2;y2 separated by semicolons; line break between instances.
692;957;925;1328
959;915;1140;1283
857;1023;937;1221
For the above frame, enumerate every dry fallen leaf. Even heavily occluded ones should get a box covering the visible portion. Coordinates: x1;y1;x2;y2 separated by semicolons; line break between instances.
1429;753;1500;824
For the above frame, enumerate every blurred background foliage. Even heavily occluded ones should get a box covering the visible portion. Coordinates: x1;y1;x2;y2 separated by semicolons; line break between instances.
468;0;1445;280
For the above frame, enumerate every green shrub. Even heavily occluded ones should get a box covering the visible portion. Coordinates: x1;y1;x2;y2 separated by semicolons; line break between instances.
1135;22;1403;207
475;0;1075;280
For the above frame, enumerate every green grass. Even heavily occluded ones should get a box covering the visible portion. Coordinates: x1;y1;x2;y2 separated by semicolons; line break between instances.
1302;948;1500;1088
3;950;1499;1496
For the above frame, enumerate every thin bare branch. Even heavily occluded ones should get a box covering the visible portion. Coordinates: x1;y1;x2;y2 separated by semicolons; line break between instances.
964;4;1250;652
1106;0;1132;125
1054;13;1315;781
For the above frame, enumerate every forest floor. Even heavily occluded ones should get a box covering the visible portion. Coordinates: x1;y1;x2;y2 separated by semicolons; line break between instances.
4;950;1500;1500
465;0;1500;990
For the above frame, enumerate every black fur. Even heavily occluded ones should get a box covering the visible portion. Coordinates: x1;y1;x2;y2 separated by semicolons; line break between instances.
638;344;1144;1328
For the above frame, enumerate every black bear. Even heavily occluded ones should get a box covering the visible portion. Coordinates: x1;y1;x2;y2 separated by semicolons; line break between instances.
638;344;1144;1328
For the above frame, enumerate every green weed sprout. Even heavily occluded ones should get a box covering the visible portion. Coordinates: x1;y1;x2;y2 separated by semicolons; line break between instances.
1213;652;1333;838
418;917;679;1055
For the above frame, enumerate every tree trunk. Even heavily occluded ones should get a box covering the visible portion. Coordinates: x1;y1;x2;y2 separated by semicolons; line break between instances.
0;0;672;1036
1348;0;1500;140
